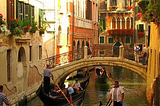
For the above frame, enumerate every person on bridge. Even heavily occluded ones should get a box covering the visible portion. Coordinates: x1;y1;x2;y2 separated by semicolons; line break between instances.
108;81;124;106
43;64;54;94
0;85;12;106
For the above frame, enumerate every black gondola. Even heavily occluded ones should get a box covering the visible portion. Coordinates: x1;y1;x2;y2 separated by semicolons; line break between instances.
36;76;90;106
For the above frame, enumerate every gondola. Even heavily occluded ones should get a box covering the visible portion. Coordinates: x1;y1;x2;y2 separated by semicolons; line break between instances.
36;76;90;106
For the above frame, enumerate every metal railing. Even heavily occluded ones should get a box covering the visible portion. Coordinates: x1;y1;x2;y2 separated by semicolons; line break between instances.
88;45;120;57
43;45;137;68
43;48;84;68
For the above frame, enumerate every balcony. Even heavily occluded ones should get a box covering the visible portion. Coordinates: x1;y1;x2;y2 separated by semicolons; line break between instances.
109;5;118;11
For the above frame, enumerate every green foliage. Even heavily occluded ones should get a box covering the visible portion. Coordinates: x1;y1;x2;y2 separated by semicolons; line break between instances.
30;18;38;33
39;27;45;35
142;0;160;25
9;18;19;32
12;27;23;36
0;14;6;25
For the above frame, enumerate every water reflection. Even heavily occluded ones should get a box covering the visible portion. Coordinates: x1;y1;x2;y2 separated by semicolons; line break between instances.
26;66;149;106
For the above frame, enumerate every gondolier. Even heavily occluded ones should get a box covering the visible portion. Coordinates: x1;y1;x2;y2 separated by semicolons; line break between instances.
43;64;54;94
108;81;124;106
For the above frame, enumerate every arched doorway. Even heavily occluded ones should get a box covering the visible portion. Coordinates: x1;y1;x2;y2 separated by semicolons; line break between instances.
77;41;80;59
17;47;27;91
113;42;122;57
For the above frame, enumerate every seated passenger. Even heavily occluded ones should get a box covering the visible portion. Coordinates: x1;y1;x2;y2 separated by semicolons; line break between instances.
68;83;74;95
72;79;83;93
57;84;67;98
50;86;59;96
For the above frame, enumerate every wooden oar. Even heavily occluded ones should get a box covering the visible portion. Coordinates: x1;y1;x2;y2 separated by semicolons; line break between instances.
106;99;112;106
55;83;72;105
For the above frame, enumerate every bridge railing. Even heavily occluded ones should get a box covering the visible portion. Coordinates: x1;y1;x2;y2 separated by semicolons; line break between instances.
88;45;120;57
123;46;135;61
43;45;135;68
43;48;84;68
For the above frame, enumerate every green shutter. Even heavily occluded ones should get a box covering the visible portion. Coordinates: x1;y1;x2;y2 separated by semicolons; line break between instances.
110;0;113;6
115;0;117;5
126;37;130;43
16;0;19;18
109;38;113;43
125;0;127;6
100;36;104;43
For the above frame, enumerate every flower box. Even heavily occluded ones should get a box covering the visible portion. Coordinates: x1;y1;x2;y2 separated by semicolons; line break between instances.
138;32;145;38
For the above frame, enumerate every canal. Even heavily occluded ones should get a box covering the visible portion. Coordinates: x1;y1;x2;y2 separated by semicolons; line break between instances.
25;66;149;106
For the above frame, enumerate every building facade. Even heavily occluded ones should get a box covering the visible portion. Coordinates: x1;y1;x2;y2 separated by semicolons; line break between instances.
0;0;99;104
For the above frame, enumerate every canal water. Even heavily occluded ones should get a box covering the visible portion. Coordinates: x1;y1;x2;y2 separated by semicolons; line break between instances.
25;66;149;106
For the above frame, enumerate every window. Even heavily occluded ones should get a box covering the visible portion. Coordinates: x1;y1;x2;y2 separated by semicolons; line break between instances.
99;50;105;56
17;1;35;21
110;0;117;6
126;18;130;29
67;27;70;45
108;38;113;43
29;46;32;61
137;24;144;32
18;1;24;20
117;17;120;29
100;36;105;44
7;50;11;82
112;17;116;29
122;17;125;29
125;37;130;43
24;4;29;19
39;45;42;59
7;0;15;27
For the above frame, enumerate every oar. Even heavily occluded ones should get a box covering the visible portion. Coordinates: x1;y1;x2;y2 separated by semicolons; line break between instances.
55;83;73;105
106;99;112;106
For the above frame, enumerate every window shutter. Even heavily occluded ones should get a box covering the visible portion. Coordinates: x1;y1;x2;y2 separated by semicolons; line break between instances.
115;0;117;5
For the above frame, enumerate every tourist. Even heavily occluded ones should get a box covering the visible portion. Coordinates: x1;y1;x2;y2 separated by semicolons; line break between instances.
68;83;74;95
72;79;83;92
142;50;147;65
43;64;54;94
57;84;67;98
108;81;124;106
0;85;12;106
68;83;74;104
134;45;140;62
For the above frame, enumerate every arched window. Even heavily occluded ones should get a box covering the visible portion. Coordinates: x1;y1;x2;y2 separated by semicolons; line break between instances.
58;26;62;44
110;0;117;6
67;27;70;45
117;17;120;29
126;17;130;29
122;17;125;29
112;17;116;29
131;17;133;29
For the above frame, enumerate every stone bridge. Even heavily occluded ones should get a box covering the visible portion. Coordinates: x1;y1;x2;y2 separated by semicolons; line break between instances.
50;46;147;83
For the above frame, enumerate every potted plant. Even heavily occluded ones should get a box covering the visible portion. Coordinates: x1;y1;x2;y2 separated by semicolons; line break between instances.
0;13;9;36
9;18;23;36
138;32;145;38
23;25;31;33
30;19;38;34
39;26;46;35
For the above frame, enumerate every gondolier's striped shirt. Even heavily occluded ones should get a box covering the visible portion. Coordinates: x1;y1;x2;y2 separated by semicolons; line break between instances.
0;92;10;106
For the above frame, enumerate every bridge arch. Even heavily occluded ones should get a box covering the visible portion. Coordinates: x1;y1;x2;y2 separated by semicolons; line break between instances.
51;57;147;83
